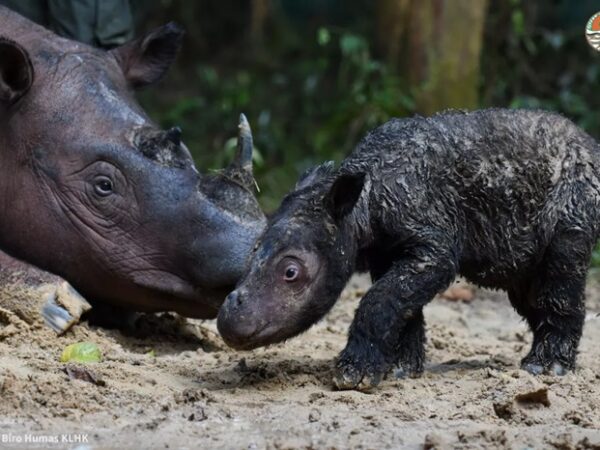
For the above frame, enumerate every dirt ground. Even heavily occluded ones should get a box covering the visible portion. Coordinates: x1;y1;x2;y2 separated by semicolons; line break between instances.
0;267;600;450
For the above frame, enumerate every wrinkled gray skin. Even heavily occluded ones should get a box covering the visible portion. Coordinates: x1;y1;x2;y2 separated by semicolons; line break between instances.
0;6;265;319
219;108;600;390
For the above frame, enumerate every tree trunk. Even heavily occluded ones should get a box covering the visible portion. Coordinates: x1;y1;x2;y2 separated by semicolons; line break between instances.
250;0;270;51
377;0;489;115
376;0;412;68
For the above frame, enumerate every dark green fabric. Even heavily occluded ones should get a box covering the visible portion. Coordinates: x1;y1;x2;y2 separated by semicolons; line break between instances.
48;0;134;47
0;0;48;24
0;0;134;47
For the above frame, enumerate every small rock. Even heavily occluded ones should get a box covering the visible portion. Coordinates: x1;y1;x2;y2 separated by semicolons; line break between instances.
236;358;249;373
515;387;550;407
493;401;515;420
308;392;325;403
176;388;204;404
308;409;321;422
63;365;105;386
187;406;207;422
424;432;447;450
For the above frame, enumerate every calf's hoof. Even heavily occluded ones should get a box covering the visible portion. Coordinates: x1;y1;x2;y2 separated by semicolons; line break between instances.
521;360;570;376
333;363;383;392
333;349;389;391
393;364;424;380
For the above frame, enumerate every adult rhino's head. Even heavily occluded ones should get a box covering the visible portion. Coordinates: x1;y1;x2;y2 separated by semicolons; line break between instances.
0;8;265;318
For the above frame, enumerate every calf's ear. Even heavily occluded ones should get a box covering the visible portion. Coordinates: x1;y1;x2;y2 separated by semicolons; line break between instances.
325;173;365;222
111;22;183;89
0;39;33;108
295;161;335;191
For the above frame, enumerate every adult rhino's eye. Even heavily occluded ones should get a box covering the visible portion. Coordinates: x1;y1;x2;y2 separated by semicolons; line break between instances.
94;176;113;197
283;264;299;282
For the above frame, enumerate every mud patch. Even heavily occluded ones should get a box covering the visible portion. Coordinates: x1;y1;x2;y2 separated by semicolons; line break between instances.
0;272;599;449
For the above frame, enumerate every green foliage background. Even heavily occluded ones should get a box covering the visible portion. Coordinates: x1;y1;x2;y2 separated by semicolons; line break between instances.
135;0;600;260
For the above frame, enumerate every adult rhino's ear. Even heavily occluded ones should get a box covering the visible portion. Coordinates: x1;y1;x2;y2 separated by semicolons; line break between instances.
111;22;183;89
0;39;33;108
325;172;365;222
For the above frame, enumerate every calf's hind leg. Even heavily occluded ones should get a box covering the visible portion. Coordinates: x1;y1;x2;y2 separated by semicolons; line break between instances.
512;229;590;375
392;308;426;379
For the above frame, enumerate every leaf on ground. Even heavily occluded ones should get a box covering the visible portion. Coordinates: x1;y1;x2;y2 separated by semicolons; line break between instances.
60;342;102;363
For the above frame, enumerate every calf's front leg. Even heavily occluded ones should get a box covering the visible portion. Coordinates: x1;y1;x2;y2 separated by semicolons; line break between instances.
334;246;457;391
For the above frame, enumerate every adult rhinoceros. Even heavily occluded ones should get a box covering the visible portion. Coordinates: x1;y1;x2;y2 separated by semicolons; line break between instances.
0;6;265;322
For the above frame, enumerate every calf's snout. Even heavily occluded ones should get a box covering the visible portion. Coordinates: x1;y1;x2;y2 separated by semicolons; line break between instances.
217;289;260;349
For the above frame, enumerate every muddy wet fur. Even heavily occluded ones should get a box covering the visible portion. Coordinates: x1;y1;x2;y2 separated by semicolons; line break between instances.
218;108;599;390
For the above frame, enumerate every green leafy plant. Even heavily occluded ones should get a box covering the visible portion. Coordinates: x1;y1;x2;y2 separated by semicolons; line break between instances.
140;24;414;210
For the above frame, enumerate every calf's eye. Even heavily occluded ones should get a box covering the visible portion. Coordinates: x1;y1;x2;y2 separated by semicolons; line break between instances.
283;264;299;282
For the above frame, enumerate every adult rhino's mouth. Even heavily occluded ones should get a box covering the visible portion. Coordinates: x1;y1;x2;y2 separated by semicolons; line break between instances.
130;268;195;294
127;268;229;317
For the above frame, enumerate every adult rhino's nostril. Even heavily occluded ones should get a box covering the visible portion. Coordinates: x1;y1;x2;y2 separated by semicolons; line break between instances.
226;290;242;307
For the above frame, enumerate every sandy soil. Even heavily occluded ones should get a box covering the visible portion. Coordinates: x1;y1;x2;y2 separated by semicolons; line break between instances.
1;265;600;450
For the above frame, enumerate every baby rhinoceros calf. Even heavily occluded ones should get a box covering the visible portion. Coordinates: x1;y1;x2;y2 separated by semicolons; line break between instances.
218;108;600;391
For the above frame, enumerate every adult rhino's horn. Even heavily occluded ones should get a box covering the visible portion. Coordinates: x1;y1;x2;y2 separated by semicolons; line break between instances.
233;113;253;174
224;113;256;190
